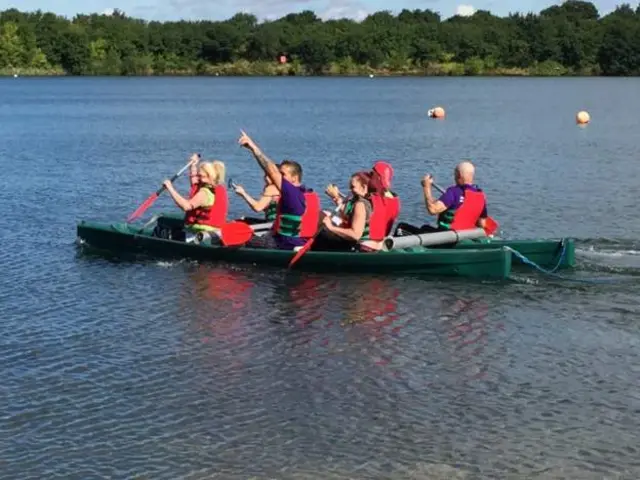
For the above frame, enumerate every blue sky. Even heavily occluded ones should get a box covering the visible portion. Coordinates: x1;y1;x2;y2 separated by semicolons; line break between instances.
0;0;627;22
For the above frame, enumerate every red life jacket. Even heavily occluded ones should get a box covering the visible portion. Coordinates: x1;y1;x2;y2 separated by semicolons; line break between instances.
368;194;389;241
384;191;400;236
367;191;401;240
272;189;321;239
184;184;228;228
449;189;486;230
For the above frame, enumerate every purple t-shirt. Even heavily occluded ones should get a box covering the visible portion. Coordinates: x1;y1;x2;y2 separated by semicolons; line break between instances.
274;178;308;250
439;184;488;217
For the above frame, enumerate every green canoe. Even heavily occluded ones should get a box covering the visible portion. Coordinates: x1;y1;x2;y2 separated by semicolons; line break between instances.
76;219;513;279
147;213;576;271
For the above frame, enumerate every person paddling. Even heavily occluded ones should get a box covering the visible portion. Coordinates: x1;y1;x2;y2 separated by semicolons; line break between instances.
324;160;401;238
163;154;228;241
394;161;488;235
232;173;280;225
237;130;320;250
313;172;377;252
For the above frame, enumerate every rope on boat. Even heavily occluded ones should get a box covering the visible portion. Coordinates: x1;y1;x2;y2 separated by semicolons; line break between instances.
506;239;568;275
504;241;623;284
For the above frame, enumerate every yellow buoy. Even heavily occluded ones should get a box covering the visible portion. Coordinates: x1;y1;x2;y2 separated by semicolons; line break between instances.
428;106;446;119
576;110;590;124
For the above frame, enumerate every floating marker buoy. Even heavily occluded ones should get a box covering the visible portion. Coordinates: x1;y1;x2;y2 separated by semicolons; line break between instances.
428;106;445;119
576;110;590;124
369;74;374;78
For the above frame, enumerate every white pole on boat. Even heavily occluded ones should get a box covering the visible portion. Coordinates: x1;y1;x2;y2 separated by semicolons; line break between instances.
383;228;486;251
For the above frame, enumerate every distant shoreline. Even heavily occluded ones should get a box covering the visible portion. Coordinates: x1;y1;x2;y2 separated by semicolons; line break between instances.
2;4;639;79
1;62;628;78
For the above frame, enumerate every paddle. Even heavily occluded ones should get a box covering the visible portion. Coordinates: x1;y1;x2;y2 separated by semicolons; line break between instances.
218;221;256;246
215;176;272;246
288;204;342;269
127;160;193;223
433;182;499;236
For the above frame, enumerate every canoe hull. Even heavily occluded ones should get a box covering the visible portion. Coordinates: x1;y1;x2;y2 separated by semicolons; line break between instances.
76;220;512;279
154;213;575;269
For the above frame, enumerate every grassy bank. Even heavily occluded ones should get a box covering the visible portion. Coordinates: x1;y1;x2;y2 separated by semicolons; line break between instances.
0;59;599;77
0;66;66;77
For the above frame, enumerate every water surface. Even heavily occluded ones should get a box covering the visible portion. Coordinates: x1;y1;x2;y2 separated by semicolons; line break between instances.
1;76;639;479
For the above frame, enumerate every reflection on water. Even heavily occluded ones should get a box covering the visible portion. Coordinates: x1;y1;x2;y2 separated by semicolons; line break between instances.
4;76;640;478
183;266;255;371
179;269;510;393
439;297;496;382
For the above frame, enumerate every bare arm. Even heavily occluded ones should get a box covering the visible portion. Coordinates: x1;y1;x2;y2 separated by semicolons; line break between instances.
239;191;273;212
324;201;366;241
422;175;447;215
188;153;200;186
165;183;210;212
235;184;278;212
238;131;283;191
325;185;348;217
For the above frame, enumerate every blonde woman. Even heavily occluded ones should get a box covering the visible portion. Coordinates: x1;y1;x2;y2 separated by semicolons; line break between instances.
163;154;229;238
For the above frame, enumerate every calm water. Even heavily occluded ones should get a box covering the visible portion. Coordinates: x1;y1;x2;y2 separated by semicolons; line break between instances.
1;76;640;479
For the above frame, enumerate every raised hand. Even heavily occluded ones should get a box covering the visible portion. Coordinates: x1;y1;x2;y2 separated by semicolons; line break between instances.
421;174;434;188
238;130;255;151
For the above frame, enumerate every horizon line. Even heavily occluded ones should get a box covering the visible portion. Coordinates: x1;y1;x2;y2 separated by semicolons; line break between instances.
0;2;625;24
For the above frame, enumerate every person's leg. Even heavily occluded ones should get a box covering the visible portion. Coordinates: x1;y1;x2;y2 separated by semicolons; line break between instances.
310;230;356;251
245;233;278;249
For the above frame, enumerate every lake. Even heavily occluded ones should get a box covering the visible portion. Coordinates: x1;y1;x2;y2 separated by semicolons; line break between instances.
1;76;639;479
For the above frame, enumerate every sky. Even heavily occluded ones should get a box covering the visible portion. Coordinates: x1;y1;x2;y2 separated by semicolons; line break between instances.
0;0;628;22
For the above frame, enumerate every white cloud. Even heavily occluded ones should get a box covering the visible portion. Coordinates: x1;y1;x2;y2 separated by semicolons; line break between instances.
319;0;370;21
455;4;475;16
122;0;375;22
101;8;115;15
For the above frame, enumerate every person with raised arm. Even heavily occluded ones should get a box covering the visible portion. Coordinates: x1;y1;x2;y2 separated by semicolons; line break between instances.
237;130;320;250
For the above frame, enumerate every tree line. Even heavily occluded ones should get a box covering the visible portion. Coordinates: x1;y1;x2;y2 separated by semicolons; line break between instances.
1;1;639;76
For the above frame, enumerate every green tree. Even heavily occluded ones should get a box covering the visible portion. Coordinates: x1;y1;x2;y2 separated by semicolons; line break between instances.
1;1;640;77
0;21;25;67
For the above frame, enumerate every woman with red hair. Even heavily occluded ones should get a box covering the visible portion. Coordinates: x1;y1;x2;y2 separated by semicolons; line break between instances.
312;171;377;251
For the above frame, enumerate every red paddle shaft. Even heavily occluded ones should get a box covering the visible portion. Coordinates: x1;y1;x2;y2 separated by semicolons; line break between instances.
126;160;194;223
288;203;343;268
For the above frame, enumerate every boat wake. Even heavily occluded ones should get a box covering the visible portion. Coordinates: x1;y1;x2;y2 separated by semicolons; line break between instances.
505;238;640;286
154;260;184;268
575;238;640;276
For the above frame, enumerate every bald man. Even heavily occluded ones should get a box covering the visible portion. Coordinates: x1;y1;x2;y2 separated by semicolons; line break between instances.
394;161;488;235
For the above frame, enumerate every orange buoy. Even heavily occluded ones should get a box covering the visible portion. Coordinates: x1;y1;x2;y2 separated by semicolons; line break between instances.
428;106;445;119
576;110;590;125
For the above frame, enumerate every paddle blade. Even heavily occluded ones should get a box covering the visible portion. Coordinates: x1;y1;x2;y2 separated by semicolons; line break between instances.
288;237;314;268
483;217;499;236
127;192;159;223
219;221;255;246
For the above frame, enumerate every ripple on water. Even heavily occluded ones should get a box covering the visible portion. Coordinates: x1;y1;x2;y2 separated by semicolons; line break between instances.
2;255;639;479
3;78;640;478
